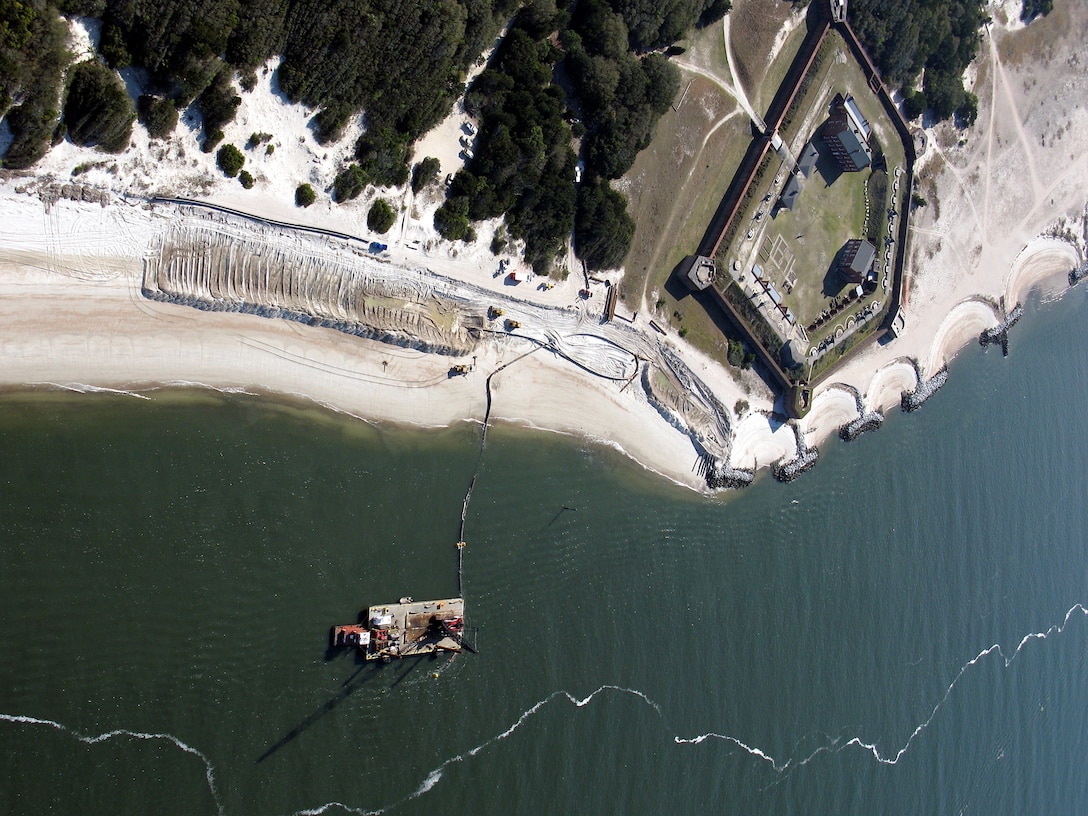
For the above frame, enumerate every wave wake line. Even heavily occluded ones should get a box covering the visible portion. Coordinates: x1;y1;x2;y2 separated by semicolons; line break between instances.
676;602;1088;770
285;685;662;816
0;713;224;814
5;606;1084;815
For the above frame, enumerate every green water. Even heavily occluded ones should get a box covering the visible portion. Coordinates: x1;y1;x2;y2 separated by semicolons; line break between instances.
2;287;1088;815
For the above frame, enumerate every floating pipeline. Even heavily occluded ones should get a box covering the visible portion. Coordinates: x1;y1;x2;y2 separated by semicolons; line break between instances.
901;367;948;412
772;445;818;483
141;287;473;357
979;303;1024;357
697;453;754;489
839;410;885;441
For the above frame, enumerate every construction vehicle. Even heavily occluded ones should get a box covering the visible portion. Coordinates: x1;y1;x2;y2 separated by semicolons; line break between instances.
450;364;469;376
505;319;521;330
488;305;504;319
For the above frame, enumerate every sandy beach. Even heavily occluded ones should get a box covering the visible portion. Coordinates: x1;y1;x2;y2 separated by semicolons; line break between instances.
1;3;1086;491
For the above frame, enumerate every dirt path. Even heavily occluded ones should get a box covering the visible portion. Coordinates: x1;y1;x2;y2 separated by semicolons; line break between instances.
675;16;764;131
721;15;766;130
987;29;1044;202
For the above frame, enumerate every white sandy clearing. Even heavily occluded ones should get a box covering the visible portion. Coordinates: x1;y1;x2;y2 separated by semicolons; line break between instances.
729;412;796;471
802;385;861;442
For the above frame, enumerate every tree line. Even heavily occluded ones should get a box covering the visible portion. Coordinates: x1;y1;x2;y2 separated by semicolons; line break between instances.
3;0;730;274
439;0;728;273
1;0;69;167
3;0;519;167
849;0;988;124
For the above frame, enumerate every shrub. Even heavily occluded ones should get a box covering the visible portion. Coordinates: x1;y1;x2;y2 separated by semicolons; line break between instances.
434;200;469;240
198;67;241;137
956;93;978;128
355;126;411;187
202;128;224;152
574;179;634;270
137;95;178;140
902;90;927;122
238;169;255;189
295;183;316;207
367;199;396;233
63;60;135;153
216;144;245;177
333;164;367;202
411;157;441;193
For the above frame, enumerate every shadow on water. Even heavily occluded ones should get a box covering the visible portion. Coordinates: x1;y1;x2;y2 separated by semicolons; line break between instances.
257;660;382;763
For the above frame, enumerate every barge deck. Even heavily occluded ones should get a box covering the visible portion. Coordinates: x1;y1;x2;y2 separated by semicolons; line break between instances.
332;597;469;661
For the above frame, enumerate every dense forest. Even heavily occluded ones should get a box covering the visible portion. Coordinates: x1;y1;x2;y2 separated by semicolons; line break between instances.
849;0;989;124
438;0;727;272
2;0;726;273
0;0;69;167
2;0;521;168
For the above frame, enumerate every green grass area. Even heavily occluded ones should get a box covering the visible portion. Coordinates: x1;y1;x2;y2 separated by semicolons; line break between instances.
700;28;908;382
777;34;839;148
619;74;752;363
752;19;811;114
760;160;868;323
676;15;731;80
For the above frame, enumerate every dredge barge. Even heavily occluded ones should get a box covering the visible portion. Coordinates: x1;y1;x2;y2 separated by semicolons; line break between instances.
332;597;474;661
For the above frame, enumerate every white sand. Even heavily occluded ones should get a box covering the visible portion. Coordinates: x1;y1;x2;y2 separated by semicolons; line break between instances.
1;8;1086;490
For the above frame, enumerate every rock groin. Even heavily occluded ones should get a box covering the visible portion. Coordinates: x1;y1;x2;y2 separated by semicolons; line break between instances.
901;367;948;412
697;454;754;489
772;445;818;482
978;303;1023;357
839;410;885;441
1069;261;1088;286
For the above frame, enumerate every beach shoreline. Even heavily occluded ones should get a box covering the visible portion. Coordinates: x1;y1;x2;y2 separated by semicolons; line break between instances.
0;187;1080;493
1;4;1086;491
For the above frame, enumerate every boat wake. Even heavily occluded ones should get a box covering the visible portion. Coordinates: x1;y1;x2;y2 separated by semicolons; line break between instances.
675;602;1088;770
0;713;224;814
3;605;1084;815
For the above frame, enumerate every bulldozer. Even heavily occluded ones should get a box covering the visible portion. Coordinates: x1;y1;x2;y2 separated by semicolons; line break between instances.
505;319;521;330
488;305;504;320
449;364;470;376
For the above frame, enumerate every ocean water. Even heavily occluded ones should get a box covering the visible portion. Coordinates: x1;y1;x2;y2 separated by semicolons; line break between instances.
1;284;1087;815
